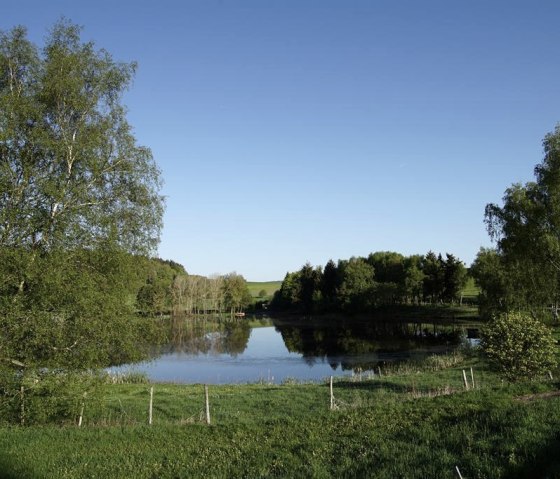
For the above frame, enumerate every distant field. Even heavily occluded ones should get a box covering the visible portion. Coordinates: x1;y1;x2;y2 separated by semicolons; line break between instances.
461;277;480;299
247;281;282;298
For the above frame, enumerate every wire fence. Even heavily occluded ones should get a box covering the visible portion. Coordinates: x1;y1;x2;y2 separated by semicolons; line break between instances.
1;364;555;428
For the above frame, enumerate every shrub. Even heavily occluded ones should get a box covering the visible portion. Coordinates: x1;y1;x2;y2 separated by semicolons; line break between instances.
481;311;557;381
0;368;105;425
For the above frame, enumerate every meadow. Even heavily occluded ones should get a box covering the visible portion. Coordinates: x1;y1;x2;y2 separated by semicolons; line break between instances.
247;281;282;299
1;352;559;478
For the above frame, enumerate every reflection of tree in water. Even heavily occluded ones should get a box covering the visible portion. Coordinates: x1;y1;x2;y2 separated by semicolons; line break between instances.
158;316;251;357
275;318;461;371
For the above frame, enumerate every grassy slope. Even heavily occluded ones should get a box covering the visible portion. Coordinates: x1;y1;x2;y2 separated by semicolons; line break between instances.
462;276;480;299
1;358;560;478
246;281;282;298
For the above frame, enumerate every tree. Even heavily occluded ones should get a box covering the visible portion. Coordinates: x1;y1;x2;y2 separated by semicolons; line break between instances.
470;248;511;318
320;259;339;308
403;255;425;304
481;312;557;381
0;21;164;369
337;257;375;312
367;251;405;285
367;252;406;305
422;251;445;302
222;273;252;315
485;125;560;315
298;262;321;313
442;253;467;303
271;271;301;310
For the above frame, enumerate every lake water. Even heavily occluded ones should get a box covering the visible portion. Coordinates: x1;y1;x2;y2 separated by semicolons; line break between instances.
110;316;471;384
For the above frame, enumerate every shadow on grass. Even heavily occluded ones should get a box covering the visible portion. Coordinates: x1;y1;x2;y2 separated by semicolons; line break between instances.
330;379;413;394
0;453;32;479
508;435;560;478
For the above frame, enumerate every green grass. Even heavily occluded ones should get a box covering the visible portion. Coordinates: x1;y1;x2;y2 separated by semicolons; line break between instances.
246;281;282;298
461;276;480;299
2;354;560;478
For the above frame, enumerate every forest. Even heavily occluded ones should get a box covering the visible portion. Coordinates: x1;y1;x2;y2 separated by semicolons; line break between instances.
271;251;468;314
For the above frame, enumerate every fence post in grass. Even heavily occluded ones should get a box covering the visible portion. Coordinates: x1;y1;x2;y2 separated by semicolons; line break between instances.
205;385;211;425
330;376;334;411
378;366;382;378
148;386;154;425
548;371;554;380
462;370;469;390
19;386;24;426
470;367;475;389
78;392;87;427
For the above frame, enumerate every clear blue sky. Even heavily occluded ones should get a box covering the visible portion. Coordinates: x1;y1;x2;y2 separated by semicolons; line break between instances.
3;1;560;280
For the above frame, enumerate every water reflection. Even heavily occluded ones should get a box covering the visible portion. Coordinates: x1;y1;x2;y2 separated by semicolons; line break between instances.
159;315;462;367
120;316;468;384
161;315;252;357
273;317;462;371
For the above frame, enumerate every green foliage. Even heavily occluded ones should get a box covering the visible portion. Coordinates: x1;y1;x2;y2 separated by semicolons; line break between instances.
471;248;510;318
481;312;557;381
0;21;164;371
403;255;425;304
422;252;467;303
0;21;164;254
337;257;375;311
135;257;185;315
0;368;105;425
320;259;339;307
221;272;252;314
483;125;560;313
271;250;469;313
0;248;161;369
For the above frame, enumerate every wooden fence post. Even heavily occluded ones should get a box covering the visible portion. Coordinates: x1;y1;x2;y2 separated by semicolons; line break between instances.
462;370;469;390
205;385;211;425
330;376;334;411
78;392;87;427
148;386;154;425
20;386;25;426
470;367;475;389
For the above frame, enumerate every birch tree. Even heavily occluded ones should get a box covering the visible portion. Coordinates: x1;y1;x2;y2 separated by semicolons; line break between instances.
0;21;164;368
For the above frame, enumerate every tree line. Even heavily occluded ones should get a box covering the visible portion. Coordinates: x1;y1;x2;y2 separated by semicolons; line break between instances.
136;260;253;316
271;251;468;314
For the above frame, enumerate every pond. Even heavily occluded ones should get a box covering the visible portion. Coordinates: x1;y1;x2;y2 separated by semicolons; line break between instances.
109;316;476;384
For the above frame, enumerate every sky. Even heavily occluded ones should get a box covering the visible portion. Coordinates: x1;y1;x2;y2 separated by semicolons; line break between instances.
3;1;560;281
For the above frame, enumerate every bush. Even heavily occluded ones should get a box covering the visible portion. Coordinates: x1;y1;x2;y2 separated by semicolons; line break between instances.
481;312;557;381
0;368;105;425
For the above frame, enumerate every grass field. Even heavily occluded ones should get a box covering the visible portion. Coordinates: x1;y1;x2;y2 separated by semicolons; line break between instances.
1;352;560;478
461;276;480;299
246;281;282;298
